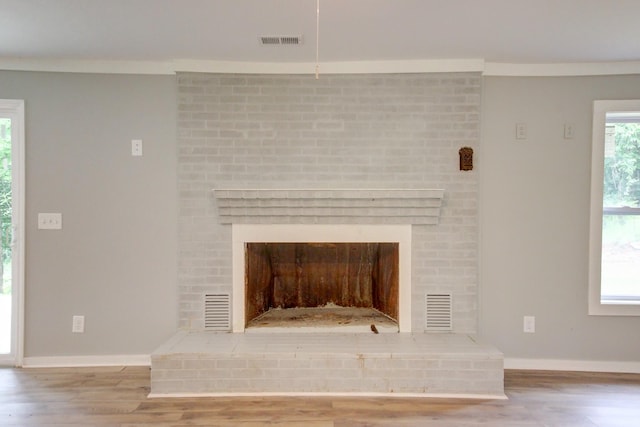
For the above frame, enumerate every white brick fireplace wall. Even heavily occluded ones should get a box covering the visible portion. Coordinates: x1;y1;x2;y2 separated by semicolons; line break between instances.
177;72;481;334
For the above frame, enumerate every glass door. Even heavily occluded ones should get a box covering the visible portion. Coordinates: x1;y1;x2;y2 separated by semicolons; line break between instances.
0;100;24;366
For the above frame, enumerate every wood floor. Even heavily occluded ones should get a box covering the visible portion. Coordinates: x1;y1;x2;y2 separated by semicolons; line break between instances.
1;366;639;426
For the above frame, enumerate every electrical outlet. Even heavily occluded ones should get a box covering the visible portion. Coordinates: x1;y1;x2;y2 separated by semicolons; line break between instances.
72;315;85;333
523;315;535;333
132;139;143;156
516;123;527;139
38;213;62;230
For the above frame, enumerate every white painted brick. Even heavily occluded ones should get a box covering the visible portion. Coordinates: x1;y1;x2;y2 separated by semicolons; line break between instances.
151;334;503;394
177;72;480;333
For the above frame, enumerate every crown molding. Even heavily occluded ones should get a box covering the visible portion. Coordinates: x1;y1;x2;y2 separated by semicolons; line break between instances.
484;61;640;76
173;58;485;75
2;57;640;77
0;58;174;75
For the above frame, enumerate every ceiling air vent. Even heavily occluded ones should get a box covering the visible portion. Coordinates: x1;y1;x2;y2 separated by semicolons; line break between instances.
425;293;452;332
204;293;231;331
259;35;304;46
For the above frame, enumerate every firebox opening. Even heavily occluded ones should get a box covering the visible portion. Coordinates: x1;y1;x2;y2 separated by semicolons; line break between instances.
245;242;399;331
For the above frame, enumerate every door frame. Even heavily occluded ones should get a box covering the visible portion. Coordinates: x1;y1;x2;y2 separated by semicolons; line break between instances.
0;99;25;366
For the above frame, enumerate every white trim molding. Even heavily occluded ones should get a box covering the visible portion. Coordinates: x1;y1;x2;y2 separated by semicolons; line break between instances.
173;58;485;75
589;100;640;316
22;354;151;368
505;358;640;374
0;58;175;75
148;391;508;400
2;57;640;77
484;61;640;76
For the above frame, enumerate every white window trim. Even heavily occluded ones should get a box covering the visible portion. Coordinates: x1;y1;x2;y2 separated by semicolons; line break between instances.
589;100;640;315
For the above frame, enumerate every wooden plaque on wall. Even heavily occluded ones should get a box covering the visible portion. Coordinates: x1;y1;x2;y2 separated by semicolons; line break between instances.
459;146;473;171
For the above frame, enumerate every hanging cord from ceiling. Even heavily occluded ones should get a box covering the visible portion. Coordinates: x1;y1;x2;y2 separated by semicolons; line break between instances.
315;0;320;79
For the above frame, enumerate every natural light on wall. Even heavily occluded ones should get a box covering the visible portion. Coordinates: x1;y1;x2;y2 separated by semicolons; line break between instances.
590;100;640;315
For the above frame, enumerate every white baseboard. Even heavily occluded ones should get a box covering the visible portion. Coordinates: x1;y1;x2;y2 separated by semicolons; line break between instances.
19;354;640;374
505;358;640;374
22;354;150;368
148;391;508;400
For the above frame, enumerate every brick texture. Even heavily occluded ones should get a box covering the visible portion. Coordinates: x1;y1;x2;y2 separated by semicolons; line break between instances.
177;72;481;333
150;332;503;396
152;353;503;395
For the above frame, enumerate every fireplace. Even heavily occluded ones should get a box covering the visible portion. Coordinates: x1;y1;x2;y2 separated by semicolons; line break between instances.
155;74;502;397
232;224;413;332
244;241;399;331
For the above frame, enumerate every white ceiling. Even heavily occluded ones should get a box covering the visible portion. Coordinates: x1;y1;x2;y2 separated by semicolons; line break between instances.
1;0;640;73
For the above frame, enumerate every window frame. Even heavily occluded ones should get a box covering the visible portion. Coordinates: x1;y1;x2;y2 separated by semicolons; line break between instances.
589;100;640;315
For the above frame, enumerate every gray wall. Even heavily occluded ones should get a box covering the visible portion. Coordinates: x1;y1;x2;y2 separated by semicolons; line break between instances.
480;75;640;361
2;68;639;363
0;71;177;357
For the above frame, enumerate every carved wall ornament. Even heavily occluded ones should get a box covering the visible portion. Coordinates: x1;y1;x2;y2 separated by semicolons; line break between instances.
459;146;473;171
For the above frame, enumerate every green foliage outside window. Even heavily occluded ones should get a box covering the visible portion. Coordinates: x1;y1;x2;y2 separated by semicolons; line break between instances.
0;119;10;294
601;122;640;299
604;123;640;206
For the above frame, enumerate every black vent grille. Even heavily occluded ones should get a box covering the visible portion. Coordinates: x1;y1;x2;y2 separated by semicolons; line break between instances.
260;35;303;46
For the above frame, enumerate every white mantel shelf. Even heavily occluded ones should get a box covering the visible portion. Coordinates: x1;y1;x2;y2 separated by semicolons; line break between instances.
213;189;445;225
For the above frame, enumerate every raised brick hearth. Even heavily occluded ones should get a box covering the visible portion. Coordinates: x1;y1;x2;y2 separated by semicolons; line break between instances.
151;332;504;398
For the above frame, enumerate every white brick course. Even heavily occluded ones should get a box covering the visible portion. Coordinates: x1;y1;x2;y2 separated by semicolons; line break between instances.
177;72;480;333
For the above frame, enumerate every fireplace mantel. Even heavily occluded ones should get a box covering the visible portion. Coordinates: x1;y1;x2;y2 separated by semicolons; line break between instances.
213;188;445;224
231;224;413;333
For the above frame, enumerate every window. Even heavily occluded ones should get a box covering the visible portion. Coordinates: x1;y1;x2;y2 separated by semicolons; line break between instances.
590;100;640;315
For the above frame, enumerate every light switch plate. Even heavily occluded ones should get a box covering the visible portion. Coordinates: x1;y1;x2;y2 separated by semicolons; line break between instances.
72;315;85;333
564;123;575;139
523;315;535;333
132;139;143;156
38;213;62;230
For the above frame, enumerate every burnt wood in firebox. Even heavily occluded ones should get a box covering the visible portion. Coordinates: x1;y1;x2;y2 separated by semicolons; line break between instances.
245;242;399;327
